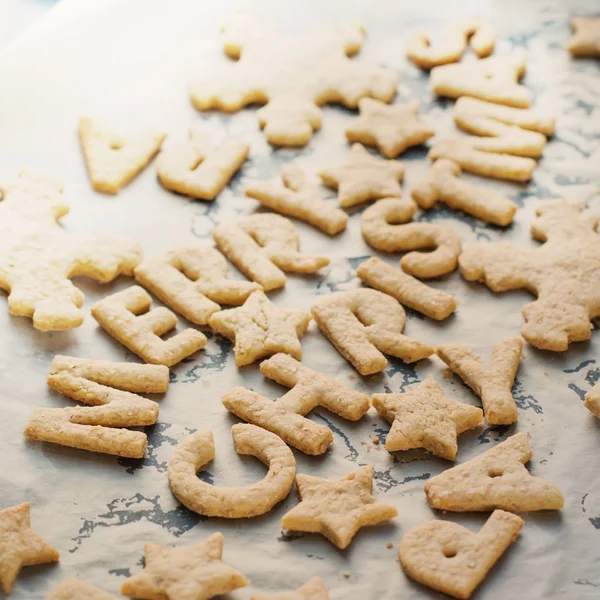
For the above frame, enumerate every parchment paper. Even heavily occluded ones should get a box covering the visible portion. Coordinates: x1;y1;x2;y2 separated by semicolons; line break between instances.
0;0;599;598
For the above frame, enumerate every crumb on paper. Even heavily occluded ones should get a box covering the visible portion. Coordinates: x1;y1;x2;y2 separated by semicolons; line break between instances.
386;541;393;549
343;571;350;578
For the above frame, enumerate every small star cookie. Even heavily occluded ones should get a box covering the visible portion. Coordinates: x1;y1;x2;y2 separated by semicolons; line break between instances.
0;502;59;593
251;577;330;600
121;533;248;600
79;117;165;194
281;465;398;549
209;291;311;366
567;17;600;57
372;376;483;460
345;99;434;158
318;144;404;208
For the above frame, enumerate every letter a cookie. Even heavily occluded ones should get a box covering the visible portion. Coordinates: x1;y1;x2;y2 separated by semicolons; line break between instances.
189;17;398;146
311;289;433;375
399;510;523;599
424;432;564;512
251;578;330;600
79;117;165;194
46;579;120;600
459;200;600;351
0;172;141;331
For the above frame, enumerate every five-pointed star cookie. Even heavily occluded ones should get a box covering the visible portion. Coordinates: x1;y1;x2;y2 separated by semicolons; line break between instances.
372;377;483;460
208;291;311;366
345;99;435;158
251;577;330;600
0;502;60;593
121;533;248;600
281;465;398;549
318;143;404;208
567;17;600;57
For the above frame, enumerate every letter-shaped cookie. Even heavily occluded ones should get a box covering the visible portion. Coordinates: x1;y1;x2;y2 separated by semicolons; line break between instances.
245;165;348;235
372;377;482;460
357;257;457;320
222;387;333;455
398;510;523;599
407;20;495;69
260;353;370;420
319;143;405;208
567;17;600;57
585;381;600;417
134;246;261;325
46;578;120;600
189;17;398;146
251;578;330;600
459;200;600;351
412;160;518;226
213;213;330;291
430;51;531;108
360;198;461;278
168;424;295;518
157;126;249;200
0;503;60;594
311;289;434;375
436;338;522;425
0;172;142;331
24;356;168;458
424;432;564;512
209;291;311;367
91;286;207;366
79;117;165;194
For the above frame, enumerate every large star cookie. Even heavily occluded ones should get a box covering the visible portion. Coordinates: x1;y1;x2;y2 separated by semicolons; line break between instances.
190;17;398;146
0;172;141;331
0;502;59;593
121;533;248;599
281;465;397;549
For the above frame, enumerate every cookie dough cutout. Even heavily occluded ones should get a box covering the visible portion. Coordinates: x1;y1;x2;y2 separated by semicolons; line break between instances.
24;355;168;459
319;144;404;208
345;99;435;158
311;288;434;376
157;126;249;200
567;17;600;57
454;97;554;157
134;246;261;325
260;353;370;420
430;51;531;108
412;159;518;226
209;291;311;367
168;424;295;518
121;533;249;600
213;213;330;291
459;200;600;351
436;337;522;425
281;465;398;549
357;257;457;320
425;432;564;512
251;578;330;600
0;172;141;331
399;510;523;600
189;17;398;146
0;503;59;594
372;377;482;460
585;382;600;417
91;286;206;366
407;20;495;69
46;579;119;600
222;387;333;455
361;198;462;278
79;117;165;194
245;165;348;235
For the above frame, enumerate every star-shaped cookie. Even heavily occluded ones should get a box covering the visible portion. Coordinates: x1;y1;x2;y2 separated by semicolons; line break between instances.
0;502;60;593
567;17;600;57
208;291;311;366
318;143;404;208
345;99;435;158
251;577;330;600
372;377;483;460
121;533;248;600
281;465;397;549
